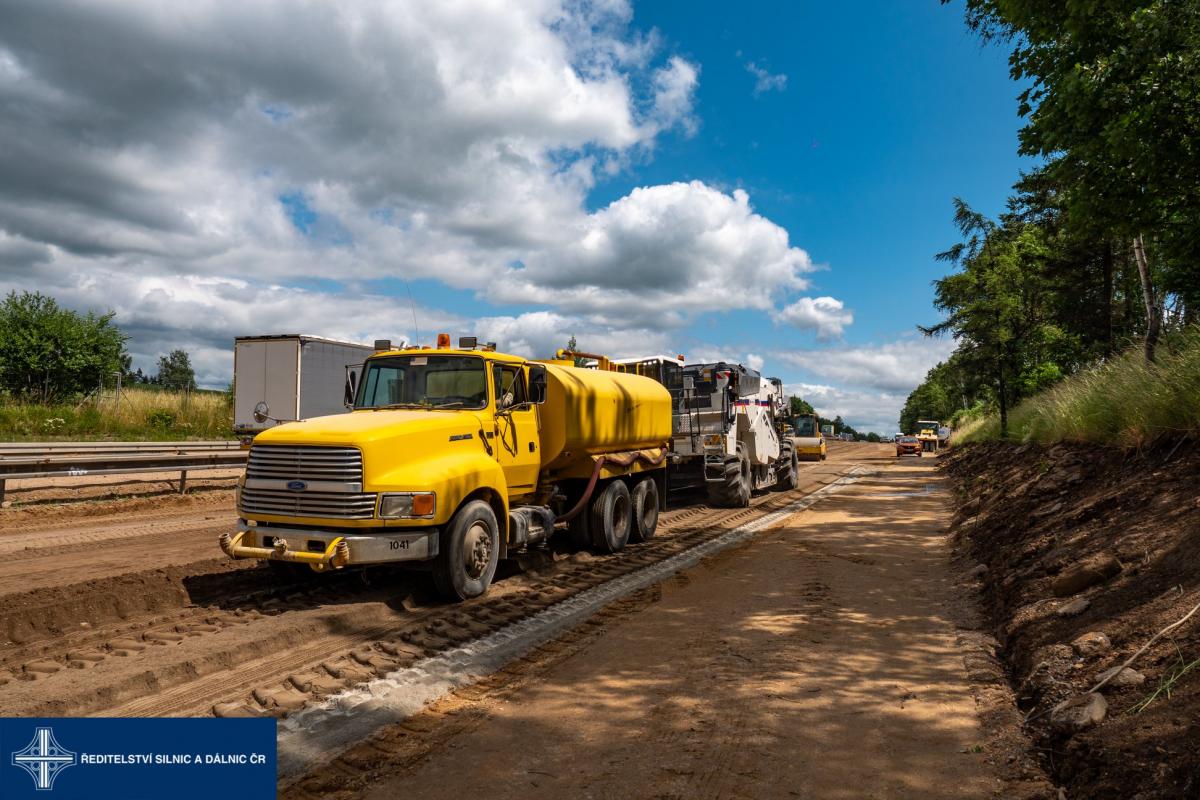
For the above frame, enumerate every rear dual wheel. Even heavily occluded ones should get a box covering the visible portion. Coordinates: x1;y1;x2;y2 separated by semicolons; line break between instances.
591;479;631;553
629;477;659;543
573;476;659;554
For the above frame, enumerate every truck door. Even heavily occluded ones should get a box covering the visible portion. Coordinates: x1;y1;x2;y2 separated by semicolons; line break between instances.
491;364;541;497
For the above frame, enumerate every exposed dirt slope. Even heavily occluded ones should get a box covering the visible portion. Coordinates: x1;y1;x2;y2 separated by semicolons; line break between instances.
944;440;1200;799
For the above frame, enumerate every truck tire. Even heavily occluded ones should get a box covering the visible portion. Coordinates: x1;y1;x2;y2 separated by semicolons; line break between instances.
590;479;632;554
629;476;659;543
707;447;751;508
774;439;799;491
432;500;499;601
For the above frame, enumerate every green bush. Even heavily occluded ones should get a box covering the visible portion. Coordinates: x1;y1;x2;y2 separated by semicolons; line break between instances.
0;291;127;401
146;408;177;429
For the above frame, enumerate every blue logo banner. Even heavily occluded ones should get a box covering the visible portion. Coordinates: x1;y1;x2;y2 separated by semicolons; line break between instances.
0;717;276;799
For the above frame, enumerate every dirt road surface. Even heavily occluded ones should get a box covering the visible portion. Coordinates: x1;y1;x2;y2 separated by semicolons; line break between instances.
0;442;1042;797
291;448;1034;800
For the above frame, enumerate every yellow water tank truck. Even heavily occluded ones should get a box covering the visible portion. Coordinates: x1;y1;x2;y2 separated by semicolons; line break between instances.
219;335;672;600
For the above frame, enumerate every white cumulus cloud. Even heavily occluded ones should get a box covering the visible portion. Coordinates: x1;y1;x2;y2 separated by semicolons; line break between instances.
773;296;854;339
0;0;847;384
775;337;957;394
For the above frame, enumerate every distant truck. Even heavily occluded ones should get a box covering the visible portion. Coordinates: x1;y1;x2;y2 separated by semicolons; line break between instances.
222;336;671;600
233;335;375;437
916;419;941;453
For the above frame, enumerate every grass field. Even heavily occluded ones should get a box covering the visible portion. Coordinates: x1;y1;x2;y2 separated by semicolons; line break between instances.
0;387;234;441
957;326;1200;447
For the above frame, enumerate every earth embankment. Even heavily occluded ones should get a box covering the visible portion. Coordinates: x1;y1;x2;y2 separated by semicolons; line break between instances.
945;440;1200;799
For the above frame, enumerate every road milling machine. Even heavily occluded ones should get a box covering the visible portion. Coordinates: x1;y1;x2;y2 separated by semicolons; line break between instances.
673;361;799;507
597;355;800;508
221;336;672;600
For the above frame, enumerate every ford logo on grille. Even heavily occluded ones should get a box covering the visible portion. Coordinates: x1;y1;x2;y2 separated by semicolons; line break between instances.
286;480;308;491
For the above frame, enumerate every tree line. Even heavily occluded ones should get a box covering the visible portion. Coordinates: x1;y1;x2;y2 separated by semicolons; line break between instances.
904;1;1199;436
0;291;198;401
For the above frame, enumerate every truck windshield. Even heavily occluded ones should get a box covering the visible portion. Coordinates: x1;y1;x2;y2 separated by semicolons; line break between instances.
357;355;488;410
794;416;816;437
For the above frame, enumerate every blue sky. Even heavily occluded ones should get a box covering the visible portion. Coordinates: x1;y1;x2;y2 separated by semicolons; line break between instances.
604;1;1029;351
357;1;1031;429
1;0;1029;432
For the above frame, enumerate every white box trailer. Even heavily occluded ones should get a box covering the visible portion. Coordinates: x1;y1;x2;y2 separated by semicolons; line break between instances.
233;335;375;435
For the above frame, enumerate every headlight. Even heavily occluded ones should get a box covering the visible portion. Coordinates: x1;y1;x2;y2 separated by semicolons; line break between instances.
379;492;436;519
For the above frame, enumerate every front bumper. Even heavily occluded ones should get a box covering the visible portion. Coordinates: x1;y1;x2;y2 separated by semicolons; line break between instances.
219;520;439;571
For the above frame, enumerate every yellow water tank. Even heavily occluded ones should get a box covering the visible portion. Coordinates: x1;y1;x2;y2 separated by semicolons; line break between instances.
539;364;671;467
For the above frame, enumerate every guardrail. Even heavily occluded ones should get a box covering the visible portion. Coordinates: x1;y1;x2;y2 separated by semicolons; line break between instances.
0;440;241;456
0;442;247;502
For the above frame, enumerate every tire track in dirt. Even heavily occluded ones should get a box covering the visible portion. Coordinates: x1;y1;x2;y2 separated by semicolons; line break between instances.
0;463;856;725
0;512;236;557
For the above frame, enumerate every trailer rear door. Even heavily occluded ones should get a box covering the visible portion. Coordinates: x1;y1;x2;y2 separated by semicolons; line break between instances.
234;338;300;432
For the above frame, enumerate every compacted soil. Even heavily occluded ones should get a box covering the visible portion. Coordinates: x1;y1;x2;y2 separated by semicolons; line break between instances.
286;448;1049;800
944;440;1200;799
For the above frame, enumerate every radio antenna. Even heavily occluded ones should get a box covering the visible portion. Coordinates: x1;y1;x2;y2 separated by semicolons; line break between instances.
402;277;420;346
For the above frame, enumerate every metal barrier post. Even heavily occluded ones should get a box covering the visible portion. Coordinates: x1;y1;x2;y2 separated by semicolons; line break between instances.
179;470;188;495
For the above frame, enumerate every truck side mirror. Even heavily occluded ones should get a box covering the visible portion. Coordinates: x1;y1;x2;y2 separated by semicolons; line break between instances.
527;365;548;404
344;367;358;408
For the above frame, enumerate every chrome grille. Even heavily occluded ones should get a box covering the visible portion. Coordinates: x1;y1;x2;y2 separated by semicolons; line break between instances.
239;487;377;519
246;445;363;482
241;445;373;519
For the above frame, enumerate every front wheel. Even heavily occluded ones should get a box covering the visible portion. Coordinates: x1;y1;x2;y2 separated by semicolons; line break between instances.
774;440;799;491
432;500;499;601
708;448;751;508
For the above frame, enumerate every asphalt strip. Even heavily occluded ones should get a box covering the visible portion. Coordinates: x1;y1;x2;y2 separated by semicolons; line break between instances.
277;464;873;777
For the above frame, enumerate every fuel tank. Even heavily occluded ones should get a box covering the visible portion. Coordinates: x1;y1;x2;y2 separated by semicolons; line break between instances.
539;364;672;467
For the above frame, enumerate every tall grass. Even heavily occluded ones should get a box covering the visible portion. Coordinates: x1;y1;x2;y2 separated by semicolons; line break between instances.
958;327;1200;447
0;386;234;440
